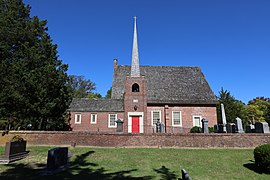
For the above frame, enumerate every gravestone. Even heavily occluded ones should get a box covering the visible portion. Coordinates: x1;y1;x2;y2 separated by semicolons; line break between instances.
181;168;192;180
214;124;219;133
235;117;244;133
246;123;255;133
156;120;161;133
226;123;236;133
255;122;270;133
201;118;209;133
47;147;68;171
116;119;123;133
0;140;29;164
221;103;227;132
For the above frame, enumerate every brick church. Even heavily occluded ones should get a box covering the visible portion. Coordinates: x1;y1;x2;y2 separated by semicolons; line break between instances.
69;18;217;133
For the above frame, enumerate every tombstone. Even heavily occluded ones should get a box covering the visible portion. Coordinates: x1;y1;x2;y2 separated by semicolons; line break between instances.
246;122;255;133
255;122;270;133
214;124;219;133
218;124;226;133
47;147;68;171
201;118;209;133
156;119;161;133
235;117;244;133
226;123;236;133
116;119;123;133
181;168;192;180
160;122;165;133
221;103;227;132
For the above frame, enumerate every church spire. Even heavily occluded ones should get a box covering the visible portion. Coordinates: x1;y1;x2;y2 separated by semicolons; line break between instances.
131;16;140;77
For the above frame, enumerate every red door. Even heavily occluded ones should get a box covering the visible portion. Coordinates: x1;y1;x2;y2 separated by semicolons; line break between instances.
132;116;140;133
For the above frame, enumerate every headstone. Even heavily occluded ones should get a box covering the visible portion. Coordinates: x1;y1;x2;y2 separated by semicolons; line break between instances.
214;124;219;133
181;168;192;180
226;123;236;133
246;123;255;133
255;122;270;133
235;117;244;133
201;118;209;133
218;124;226;133
221;103;227;132
156;119;161;133
47;147;68;171
116;119;123;133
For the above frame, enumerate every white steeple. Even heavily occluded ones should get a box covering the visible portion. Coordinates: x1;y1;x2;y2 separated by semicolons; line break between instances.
131;16;140;77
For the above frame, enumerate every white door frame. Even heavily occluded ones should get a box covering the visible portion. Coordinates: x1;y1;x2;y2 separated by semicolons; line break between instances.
128;112;144;133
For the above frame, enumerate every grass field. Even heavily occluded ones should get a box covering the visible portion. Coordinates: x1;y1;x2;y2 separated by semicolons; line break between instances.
0;146;269;179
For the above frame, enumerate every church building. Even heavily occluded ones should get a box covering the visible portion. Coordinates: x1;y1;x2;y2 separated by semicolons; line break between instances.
69;18;217;133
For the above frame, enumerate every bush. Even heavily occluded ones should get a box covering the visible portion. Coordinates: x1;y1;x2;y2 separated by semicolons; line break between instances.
254;144;270;172
11;135;24;142
208;127;214;133
190;126;202;133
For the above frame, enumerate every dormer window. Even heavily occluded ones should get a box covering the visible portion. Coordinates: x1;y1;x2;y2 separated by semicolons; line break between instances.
132;83;140;92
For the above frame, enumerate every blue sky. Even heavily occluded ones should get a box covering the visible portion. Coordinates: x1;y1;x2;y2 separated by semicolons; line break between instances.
24;0;270;103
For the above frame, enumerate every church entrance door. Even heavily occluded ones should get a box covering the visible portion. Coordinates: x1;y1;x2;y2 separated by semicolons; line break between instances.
132;116;140;133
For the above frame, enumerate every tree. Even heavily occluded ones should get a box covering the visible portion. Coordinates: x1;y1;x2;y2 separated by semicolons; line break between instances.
247;97;270;124
68;75;99;98
0;0;71;130
105;87;112;99
216;88;247;124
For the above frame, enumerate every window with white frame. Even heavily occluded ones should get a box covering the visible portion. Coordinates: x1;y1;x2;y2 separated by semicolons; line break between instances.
193;116;202;127
108;114;117;128
152;111;161;126
75;114;81;124
172;111;182;126
91;114;97;124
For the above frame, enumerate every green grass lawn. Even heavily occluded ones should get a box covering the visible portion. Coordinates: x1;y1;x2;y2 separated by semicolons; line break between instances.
0;146;269;179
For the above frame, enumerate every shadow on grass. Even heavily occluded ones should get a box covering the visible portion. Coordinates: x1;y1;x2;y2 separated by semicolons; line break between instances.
154;165;178;180
243;160;270;175
0;150;152;180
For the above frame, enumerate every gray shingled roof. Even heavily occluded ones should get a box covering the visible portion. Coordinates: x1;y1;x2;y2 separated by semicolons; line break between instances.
69;98;124;112
112;66;217;105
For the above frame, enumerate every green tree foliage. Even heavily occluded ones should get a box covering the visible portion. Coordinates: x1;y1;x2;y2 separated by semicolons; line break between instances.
216;88;246;124
68;75;99;98
247;97;270;124
105;87;112;99
0;0;71;130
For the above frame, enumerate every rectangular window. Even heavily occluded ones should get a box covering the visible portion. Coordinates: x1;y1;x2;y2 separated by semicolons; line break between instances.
193;116;202;127
75;114;81;124
108;114;117;128
91;114;97;124
152;111;161;126
172;111;182;126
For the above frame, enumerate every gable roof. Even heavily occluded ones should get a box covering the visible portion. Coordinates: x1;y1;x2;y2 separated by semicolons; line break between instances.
69;98;124;112
112;65;217;105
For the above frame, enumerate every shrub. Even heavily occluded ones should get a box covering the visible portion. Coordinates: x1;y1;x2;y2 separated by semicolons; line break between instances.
190;126;202;133
11;135;24;142
254;144;270;172
208;127;214;133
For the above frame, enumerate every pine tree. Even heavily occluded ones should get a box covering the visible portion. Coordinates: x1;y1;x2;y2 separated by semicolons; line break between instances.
0;0;71;130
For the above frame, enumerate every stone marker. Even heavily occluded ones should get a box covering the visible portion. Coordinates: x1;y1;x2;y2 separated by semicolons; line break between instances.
255;122;270;133
201;118;209;133
235;117;244;133
181;168;192;180
221;103;227;132
246;121;255;133
116;119;123;133
47;147;68;171
226;123;236;133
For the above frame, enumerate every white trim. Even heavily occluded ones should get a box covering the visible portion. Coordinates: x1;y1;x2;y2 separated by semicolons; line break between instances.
193;115;202;127
75;114;81;124
108;114;117;128
128;112;144;133
151;110;161;126
172;111;182;127
90;114;97;124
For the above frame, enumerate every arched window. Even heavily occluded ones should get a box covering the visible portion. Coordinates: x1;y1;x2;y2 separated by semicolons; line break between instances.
132;83;140;92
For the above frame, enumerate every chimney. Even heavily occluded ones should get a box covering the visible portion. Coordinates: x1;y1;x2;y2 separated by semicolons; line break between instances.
113;58;117;71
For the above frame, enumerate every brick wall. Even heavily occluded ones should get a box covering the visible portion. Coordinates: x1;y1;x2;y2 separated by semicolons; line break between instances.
1;131;270;148
70;112;124;132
